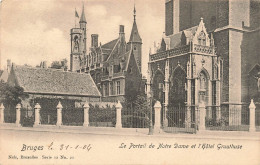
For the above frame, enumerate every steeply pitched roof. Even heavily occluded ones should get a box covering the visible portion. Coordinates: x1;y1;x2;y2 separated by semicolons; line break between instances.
102;38;118;50
80;5;87;23
9;65;101;97
129;21;142;43
0;69;8;82
166;25;198;49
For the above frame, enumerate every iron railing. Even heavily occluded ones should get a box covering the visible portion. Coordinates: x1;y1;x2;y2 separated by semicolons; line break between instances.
206;104;249;131
121;108;149;128
164;106;197;134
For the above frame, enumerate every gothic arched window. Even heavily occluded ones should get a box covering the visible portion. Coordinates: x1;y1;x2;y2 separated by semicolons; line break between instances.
198;31;206;46
73;35;79;52
169;67;187;106
200;72;207;90
199;71;209;104
152;71;164;103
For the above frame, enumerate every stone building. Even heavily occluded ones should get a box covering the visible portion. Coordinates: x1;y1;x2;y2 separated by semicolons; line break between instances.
70;6;144;102
7;64;101;108
148;0;260;126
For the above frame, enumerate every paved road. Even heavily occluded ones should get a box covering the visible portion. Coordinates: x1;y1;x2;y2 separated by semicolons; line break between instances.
1;129;260;165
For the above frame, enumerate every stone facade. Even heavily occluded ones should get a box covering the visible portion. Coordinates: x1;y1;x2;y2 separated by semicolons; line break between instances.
148;0;260;126
161;0;260;105
70;6;87;72
149;19;220;126
70;6;144;102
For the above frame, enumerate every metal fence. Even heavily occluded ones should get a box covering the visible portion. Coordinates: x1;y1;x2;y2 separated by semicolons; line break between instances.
121;108;149;128
4;105;16;123
63;108;84;126
20;107;34;127
206;104;249;131
163;106;197;134
89;104;116;127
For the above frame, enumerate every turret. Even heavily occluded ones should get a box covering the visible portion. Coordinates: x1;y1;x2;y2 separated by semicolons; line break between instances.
80;4;87;54
127;4;142;72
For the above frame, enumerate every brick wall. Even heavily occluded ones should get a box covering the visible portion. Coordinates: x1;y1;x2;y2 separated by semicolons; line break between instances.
250;0;260;29
214;30;229;103
241;30;260;102
229;0;250;27
229;30;243;103
165;0;173;36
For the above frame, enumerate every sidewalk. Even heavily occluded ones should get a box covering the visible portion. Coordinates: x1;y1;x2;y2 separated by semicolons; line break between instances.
1;123;260;141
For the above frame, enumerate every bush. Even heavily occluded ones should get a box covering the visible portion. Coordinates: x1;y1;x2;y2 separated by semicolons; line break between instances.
21;116;34;127
89;104;116;126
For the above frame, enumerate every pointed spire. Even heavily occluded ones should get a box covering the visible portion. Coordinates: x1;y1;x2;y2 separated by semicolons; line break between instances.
128;4;142;43
80;4;87;23
133;4;136;22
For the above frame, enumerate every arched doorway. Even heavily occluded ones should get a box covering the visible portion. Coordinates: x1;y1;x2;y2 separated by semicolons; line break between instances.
152;70;165;126
167;67;187;128
152;70;165;104
169;67;187;107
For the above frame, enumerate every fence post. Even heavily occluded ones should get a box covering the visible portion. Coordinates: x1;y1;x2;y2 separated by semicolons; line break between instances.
0;103;4;124
198;101;206;132
83;101;90;127
154;101;162;133
16;104;21;127
249;99;256;132
34;103;41;127
115;101;122;128
56;101;63;126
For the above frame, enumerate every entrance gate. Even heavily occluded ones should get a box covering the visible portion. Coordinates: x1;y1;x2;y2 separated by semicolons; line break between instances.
163;106;197;133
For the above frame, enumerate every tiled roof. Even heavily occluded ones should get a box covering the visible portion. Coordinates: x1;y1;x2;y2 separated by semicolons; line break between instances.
168;32;182;49
102;38;118;50
10;65;101;97
0;69;8;82
167;26;198;49
129;21;142;43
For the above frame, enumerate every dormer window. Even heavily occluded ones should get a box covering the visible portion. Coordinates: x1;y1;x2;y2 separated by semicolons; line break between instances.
134;45;137;51
198;31;206;46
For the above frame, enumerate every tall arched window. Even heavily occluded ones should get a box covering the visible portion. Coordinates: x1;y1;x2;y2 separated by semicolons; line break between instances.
169;67;186;107
152;71;165;104
199;71;209;104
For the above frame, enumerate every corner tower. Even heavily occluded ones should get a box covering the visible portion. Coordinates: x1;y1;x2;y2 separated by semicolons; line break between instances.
127;5;142;73
70;5;87;72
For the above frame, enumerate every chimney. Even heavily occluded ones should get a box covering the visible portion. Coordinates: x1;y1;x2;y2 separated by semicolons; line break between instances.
40;61;48;68
119;25;125;42
7;59;11;73
91;34;99;48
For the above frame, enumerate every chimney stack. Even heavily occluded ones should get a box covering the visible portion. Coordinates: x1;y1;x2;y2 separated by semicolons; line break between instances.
91;34;99;48
119;25;125;42
7;59;11;74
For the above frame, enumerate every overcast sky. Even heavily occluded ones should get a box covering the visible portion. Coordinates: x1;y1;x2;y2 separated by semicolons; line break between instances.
0;0;165;75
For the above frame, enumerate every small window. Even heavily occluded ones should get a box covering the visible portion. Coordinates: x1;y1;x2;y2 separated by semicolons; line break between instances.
129;67;133;73
159;83;164;90
116;81;120;95
134;46;137;50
